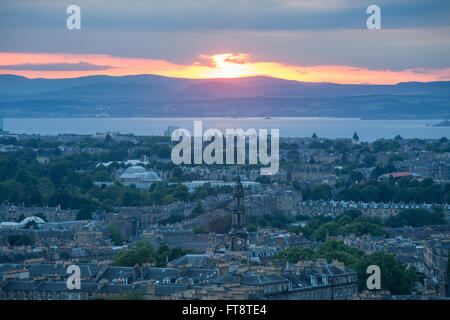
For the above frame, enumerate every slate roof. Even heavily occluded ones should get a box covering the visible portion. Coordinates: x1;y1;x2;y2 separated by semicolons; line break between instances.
2;280;185;297
213;273;288;286
142;267;178;281
169;254;210;268
395;255;421;264
155;283;187;296
281;272;325;289
29;263;99;279
2;280;36;291
0;264;26;274
97;266;134;282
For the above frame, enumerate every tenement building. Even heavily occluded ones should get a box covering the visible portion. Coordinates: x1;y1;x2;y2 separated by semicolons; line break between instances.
423;236;450;297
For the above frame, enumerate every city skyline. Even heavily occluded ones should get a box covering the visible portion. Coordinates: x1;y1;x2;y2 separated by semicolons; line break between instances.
0;0;449;305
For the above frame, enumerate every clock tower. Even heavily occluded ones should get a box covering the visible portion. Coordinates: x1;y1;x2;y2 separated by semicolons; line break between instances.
230;176;248;251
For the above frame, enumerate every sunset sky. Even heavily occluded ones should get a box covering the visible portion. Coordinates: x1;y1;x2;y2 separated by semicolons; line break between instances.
0;0;449;84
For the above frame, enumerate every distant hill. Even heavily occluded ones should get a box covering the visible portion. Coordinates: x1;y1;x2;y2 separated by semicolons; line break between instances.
0;74;448;119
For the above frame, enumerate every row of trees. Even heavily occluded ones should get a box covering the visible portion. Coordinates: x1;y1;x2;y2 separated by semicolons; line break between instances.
250;207;446;241
285;210;389;241
385;207;447;228
337;178;449;204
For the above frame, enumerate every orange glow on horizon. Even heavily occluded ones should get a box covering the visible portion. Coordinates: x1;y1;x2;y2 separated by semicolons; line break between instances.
0;52;449;85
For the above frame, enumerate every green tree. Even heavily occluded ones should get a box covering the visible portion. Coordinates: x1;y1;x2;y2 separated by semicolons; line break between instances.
108;224;125;246
76;205;93;220
8;234;34;246
355;252;419;294
314;221;339;241
193;225;209;234
191;201;204;218
385;208;447;228
114;240;156;267
310;184;332;200
336;215;352;226
272;248;315;263
315;240;364;270
362;155;377;167
158;214;185;225
104;133;113;144
208;215;231;234
49;162;69;186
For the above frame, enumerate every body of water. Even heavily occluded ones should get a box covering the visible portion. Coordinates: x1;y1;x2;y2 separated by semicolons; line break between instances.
3;117;449;142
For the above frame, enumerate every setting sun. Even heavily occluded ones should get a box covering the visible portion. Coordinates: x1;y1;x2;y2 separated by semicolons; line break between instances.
1;51;449;85
206;53;251;78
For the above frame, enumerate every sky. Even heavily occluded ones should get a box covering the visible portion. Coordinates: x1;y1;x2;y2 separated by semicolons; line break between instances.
0;0;449;84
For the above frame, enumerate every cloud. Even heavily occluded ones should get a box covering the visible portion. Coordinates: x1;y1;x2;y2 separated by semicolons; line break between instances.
0;1;449;71
224;54;249;65
0;61;115;71
194;55;218;68
411;69;429;74
2;26;449;71
0;51;449;85
195;53;249;68
1;0;449;32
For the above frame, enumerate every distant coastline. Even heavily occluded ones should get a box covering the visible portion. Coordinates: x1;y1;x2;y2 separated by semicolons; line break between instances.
430;119;450;127
0;75;449;120
2;117;448;142
0;115;448;120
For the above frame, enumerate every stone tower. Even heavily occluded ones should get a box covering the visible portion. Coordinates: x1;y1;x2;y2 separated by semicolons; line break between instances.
230;176;248;251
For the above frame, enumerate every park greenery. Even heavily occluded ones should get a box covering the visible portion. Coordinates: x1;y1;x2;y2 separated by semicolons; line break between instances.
385;207;447;227
336;177;449;204
0;149;232;220
245;208;446;241
296;177;449;205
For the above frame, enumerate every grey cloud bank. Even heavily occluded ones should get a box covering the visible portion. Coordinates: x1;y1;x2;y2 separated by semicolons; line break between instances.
0;1;449;70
